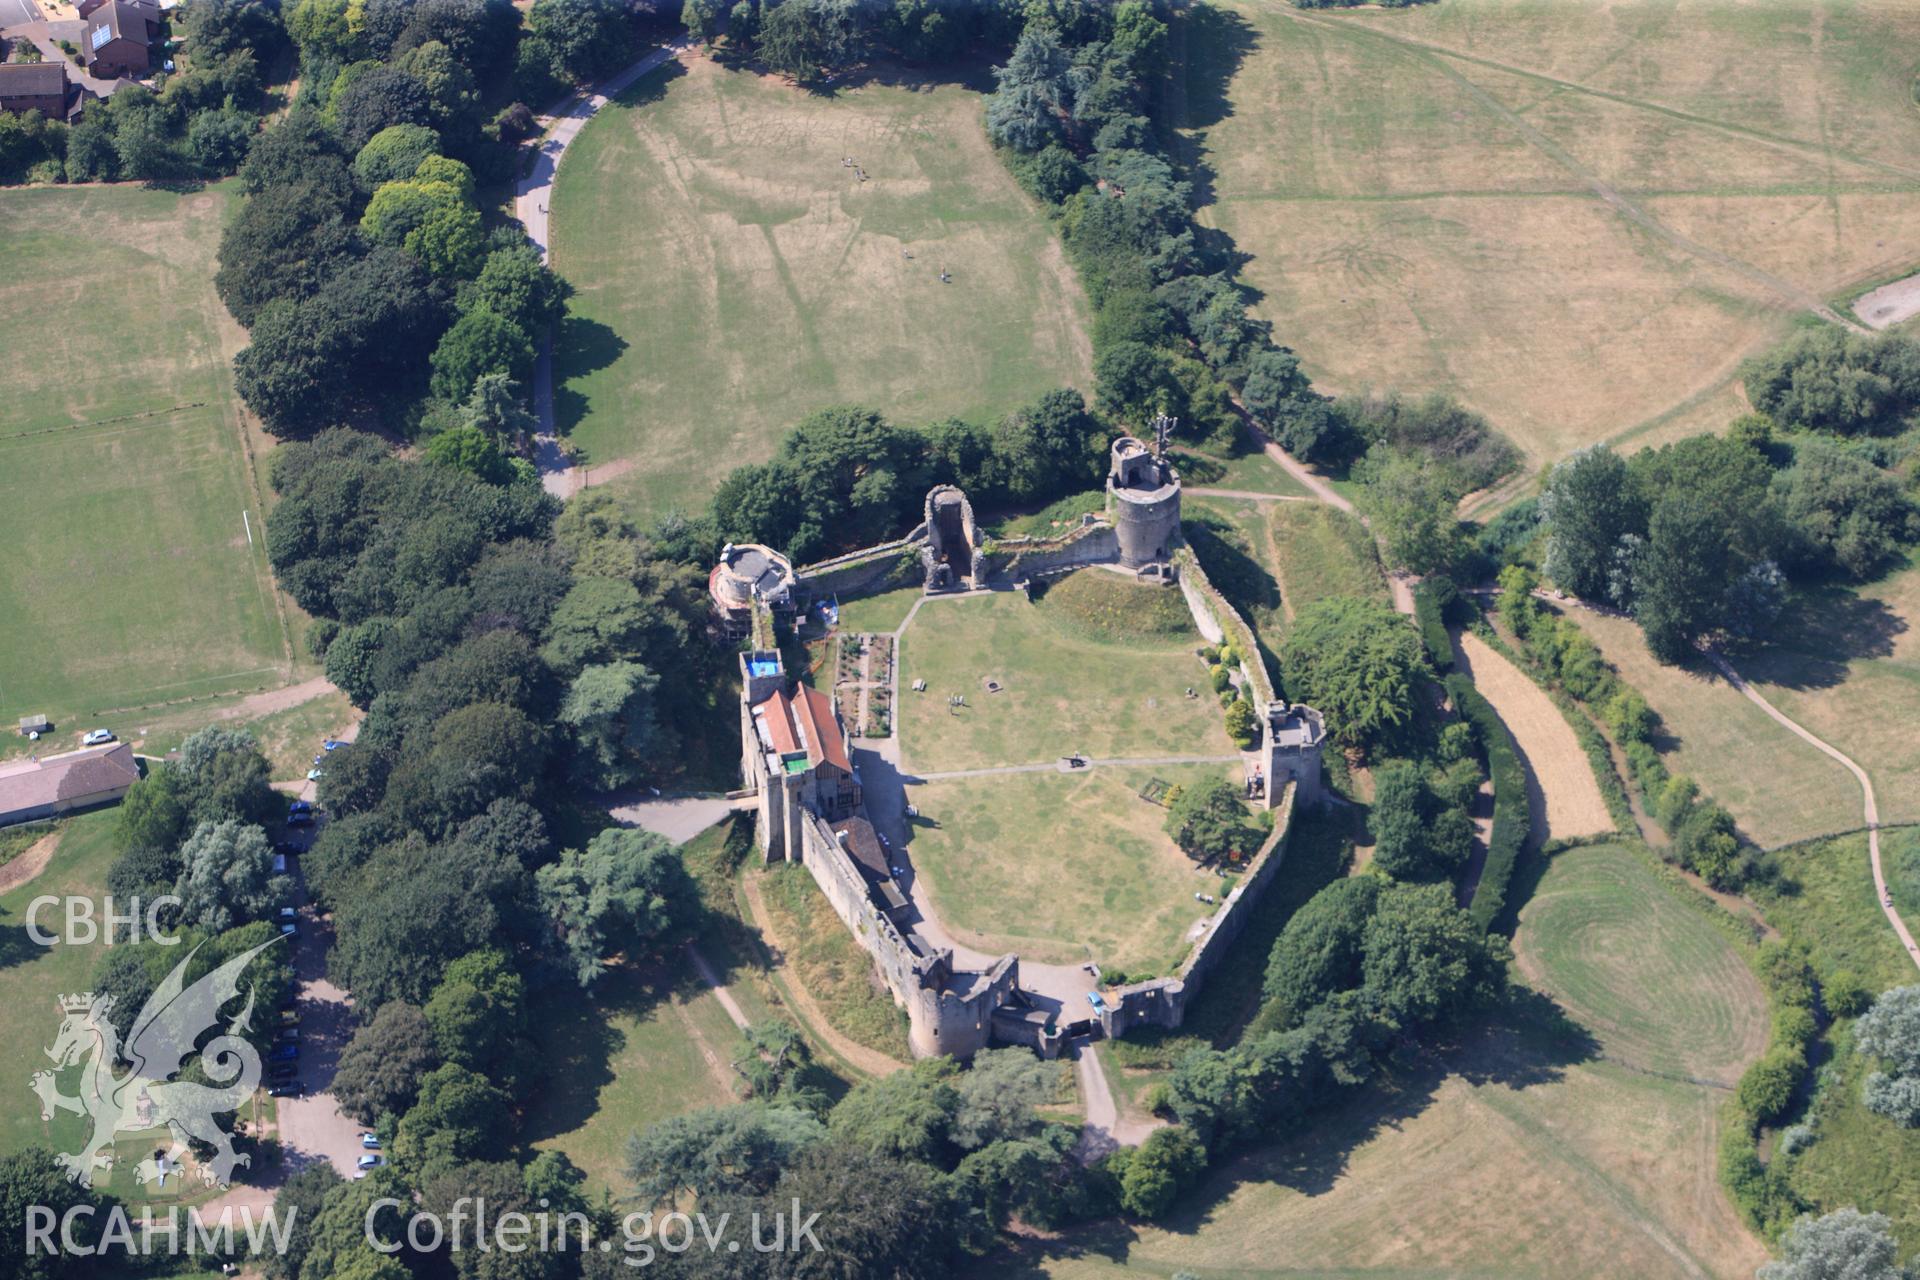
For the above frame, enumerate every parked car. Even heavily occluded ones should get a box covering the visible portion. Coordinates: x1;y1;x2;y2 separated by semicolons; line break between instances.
270;1044;298;1062
357;1154;385;1171
359;1133;381;1150
278;906;296;921
269;1063;298;1080
287;801;314;827
322;740;345;752
279;923;297;939
82;729;115;746
306;768;324;782
269;1082;304;1098
272;855;288;874
277;1027;298;1042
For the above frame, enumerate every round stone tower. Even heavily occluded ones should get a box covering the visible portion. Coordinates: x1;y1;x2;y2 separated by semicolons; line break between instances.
1106;428;1182;570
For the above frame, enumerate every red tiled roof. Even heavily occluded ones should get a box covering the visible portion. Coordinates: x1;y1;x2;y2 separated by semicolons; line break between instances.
792;685;850;773
0;743;140;819
756;690;801;757
753;685;850;774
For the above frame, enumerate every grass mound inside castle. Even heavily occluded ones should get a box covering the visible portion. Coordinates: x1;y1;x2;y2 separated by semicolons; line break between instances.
897;576;1235;774
1032;569;1199;645
907;765;1240;976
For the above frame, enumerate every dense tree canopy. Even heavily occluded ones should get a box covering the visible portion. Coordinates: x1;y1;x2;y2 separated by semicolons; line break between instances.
1281;598;1429;753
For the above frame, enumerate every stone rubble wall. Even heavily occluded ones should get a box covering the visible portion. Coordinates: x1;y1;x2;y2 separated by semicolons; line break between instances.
1102;784;1296;1038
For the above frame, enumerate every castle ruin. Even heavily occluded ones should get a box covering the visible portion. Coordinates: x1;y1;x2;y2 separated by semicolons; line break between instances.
1106;420;1183;578
717;432;1325;1061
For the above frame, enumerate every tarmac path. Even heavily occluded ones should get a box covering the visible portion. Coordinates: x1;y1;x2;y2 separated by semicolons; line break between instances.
514;41;689;497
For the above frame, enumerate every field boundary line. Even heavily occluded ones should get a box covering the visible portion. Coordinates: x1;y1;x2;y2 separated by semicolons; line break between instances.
0;402;205;444
1285;8;1920;184
1280;8;1871;335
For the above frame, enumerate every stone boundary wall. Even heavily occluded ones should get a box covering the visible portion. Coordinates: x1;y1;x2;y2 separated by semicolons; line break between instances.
1103;783;1296;1038
1174;546;1275;704
986;523;1121;582
1177;782;1295;987
792;808;1011;1059
796;532;927;601
795;810;923;1007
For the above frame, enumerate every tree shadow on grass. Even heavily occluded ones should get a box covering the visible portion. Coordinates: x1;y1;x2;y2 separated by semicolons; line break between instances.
552;316;630;438
1738;583;1909;692
515;961;690;1149
0;904;42;971
609;56;685;110
1183;3;1259;133
976;994;1599;1271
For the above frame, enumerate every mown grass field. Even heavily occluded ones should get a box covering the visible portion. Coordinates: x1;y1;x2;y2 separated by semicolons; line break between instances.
897;581;1233;774
1189;0;1920;486
907;764;1240;975
0;815;120;1163
550;56;1093;521
1562;604;1859;847
979;842;1768;1279
0;185;292;728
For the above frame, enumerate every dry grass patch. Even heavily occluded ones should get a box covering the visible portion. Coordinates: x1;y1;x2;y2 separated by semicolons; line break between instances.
1453;631;1612;841
1735;559;1920;830
551;57;1093;521
897;588;1232;774
1563;605;1858;845
906;765;1237;974
976;841;1769;1279
1192;0;1920;479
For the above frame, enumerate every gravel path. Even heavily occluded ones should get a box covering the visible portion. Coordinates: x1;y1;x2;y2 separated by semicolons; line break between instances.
1704;651;1920;974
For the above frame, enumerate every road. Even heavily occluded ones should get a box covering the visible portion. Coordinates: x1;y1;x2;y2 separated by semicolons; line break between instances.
513;40;688;497
1703;651;1920;973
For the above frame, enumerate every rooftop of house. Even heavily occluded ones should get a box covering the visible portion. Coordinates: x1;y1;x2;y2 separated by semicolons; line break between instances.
752;683;851;775
85;2;152;50
0;63;69;99
831;815;890;886
711;542;795;613
1269;701;1325;748
0;742;140;817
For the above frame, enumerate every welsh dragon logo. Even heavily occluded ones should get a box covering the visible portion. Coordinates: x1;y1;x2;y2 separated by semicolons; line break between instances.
30;937;280;1189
